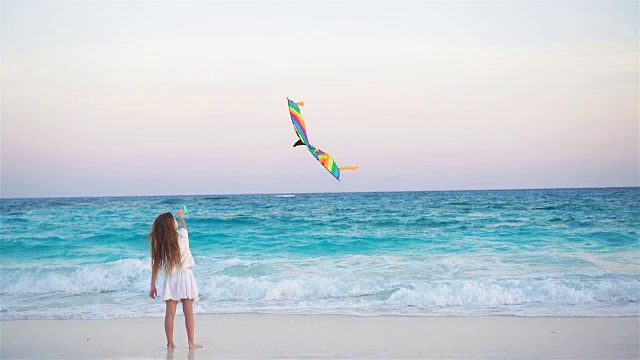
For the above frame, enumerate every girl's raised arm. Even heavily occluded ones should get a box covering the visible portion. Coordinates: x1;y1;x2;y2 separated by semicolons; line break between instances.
176;208;187;230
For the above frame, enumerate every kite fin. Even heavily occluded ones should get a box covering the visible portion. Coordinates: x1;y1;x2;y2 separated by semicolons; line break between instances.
338;166;359;171
293;139;305;147
296;102;304;106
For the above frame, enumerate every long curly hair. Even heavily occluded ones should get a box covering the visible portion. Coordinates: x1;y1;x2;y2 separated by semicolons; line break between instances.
149;212;181;274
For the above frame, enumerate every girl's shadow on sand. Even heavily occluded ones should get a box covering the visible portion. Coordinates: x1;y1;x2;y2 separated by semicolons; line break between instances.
166;348;196;360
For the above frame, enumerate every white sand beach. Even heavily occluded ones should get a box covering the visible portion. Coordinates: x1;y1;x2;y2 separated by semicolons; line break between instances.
1;314;638;359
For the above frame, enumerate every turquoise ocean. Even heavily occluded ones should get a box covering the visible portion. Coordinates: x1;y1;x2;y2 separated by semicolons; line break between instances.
1;188;638;319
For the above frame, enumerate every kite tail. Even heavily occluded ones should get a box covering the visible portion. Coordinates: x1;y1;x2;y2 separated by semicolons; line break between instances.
338;166;359;171
296;102;304;106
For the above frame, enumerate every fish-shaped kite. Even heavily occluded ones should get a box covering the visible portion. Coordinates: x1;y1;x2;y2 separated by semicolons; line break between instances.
288;98;358;180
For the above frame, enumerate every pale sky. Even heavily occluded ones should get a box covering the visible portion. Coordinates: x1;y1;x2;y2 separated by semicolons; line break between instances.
1;1;638;198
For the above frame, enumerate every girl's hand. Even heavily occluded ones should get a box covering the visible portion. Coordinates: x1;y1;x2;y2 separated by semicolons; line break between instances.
149;286;158;299
176;208;185;218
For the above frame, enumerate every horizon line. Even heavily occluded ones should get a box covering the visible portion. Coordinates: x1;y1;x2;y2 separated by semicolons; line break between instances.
1;185;638;201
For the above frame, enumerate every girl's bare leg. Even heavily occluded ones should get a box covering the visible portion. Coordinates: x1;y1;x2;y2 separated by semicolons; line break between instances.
165;300;178;348
181;299;203;349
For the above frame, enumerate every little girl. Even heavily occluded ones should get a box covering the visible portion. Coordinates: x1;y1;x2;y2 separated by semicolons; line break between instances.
148;208;202;349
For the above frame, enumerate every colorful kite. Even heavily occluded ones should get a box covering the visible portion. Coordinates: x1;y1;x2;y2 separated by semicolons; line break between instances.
288;98;358;180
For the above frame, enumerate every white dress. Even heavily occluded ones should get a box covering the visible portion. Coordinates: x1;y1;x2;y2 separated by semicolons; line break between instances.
163;228;199;301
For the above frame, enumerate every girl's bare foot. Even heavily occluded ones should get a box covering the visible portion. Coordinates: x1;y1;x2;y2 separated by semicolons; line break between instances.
188;343;203;349
167;343;176;349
